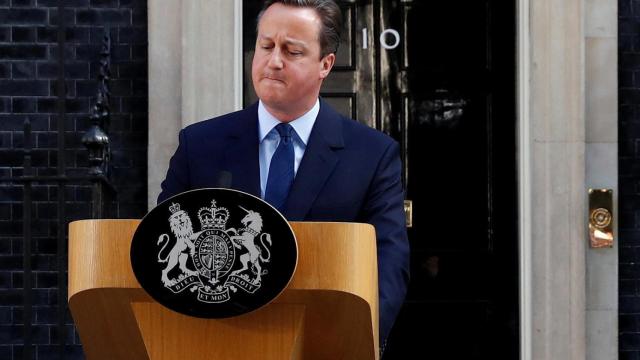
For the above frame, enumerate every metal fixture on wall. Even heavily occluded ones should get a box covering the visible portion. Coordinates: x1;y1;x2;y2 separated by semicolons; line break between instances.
82;32;112;177
588;188;614;248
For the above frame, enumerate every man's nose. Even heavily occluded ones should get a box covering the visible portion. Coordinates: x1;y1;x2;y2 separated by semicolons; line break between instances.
267;49;284;69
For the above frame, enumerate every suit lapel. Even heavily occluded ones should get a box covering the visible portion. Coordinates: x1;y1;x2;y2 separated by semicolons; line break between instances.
283;100;345;220
223;103;261;198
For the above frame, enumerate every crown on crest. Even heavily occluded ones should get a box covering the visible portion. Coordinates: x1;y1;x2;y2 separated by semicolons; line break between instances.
169;202;182;215
198;199;229;230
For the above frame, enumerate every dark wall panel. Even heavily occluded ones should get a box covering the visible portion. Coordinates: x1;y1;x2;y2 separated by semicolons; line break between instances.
620;0;640;359
0;0;148;358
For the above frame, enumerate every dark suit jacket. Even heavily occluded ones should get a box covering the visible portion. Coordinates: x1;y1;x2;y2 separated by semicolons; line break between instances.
158;99;410;342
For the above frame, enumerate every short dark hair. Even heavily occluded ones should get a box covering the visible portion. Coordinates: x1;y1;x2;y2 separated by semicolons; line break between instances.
257;0;343;59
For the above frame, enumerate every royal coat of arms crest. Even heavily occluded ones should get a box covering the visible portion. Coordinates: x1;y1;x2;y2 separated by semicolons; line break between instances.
157;200;273;303
131;188;297;318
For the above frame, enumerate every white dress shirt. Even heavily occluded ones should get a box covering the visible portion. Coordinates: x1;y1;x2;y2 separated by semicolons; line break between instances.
258;99;319;198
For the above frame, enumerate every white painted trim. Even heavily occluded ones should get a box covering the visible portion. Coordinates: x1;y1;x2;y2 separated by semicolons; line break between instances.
517;0;531;359
234;0;243;110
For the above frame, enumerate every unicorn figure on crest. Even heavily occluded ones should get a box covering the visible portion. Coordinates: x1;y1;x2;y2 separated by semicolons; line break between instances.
228;206;272;283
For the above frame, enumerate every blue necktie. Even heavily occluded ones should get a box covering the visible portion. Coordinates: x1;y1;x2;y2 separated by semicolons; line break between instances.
264;123;295;211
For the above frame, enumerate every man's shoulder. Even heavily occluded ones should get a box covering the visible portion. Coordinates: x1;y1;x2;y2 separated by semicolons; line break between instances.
338;114;396;150
318;99;395;149
181;105;256;138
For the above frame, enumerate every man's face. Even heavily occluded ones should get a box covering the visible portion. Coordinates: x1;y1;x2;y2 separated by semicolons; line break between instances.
252;3;335;121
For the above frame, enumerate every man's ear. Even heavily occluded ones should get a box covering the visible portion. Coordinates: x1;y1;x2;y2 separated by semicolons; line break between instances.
319;53;336;79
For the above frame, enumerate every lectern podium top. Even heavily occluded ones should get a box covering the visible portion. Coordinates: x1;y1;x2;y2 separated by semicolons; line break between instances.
69;220;379;360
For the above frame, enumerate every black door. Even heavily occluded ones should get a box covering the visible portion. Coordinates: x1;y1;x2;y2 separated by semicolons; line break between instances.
243;1;518;358
381;1;519;359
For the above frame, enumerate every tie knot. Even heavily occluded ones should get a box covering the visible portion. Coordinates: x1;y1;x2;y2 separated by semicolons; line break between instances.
275;123;294;142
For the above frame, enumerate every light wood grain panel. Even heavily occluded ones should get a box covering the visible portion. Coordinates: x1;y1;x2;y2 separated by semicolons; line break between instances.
68;219;142;296
132;302;305;360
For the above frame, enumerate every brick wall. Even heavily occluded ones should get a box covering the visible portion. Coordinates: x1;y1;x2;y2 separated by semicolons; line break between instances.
620;1;640;359
0;0;148;358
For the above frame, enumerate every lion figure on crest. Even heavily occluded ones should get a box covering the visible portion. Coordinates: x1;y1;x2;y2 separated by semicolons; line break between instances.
228;207;272;283
157;203;198;286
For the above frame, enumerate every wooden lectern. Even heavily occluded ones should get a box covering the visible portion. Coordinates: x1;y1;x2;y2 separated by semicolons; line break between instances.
68;220;379;360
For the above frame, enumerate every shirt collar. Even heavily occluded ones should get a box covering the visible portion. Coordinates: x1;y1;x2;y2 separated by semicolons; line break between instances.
258;99;319;145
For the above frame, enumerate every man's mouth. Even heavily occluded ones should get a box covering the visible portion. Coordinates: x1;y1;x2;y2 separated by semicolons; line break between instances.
263;75;284;83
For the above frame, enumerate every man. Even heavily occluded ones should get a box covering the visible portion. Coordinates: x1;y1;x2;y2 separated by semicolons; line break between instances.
158;0;409;347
